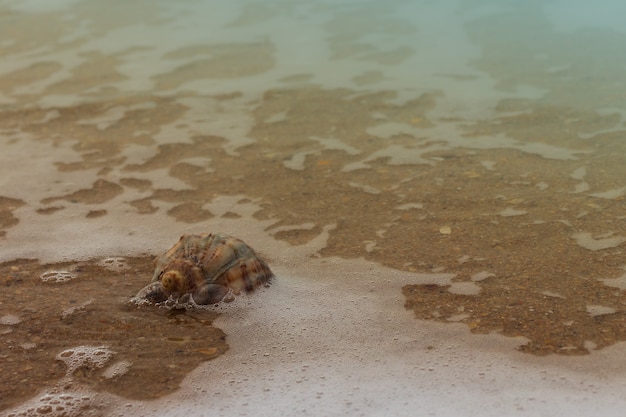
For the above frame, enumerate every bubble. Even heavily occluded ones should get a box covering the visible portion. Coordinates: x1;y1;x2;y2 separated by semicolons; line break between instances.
97;257;129;272
56;345;115;375
20;342;37;350
102;360;132;379
447;282;481;296
0;313;22;325
40;270;77;283
586;304;616;316
3;389;103;417
61;299;95;320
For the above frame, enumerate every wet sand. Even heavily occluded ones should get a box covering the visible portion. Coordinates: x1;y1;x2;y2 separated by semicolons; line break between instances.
0;257;227;411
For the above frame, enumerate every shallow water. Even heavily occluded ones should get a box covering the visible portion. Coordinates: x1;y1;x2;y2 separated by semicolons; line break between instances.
1;0;626;415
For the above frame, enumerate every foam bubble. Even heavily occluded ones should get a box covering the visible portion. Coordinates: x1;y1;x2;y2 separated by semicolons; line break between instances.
56;346;115;375
590;186;626;199
104;224;626;416
61;299;95;320
586;305;617;317
600;267;626;290
102;360;132;379
76;102;156;131
448;281;481;295
40;270;77;283
573;232;626;251
471;271;494;282
3;389;104;417
498;207;528;217
395;203;424;210
0;314;22;325
96;257;129;272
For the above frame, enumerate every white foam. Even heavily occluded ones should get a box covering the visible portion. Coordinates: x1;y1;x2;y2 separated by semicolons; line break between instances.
590;187;626;200
481;160;496;170
1;345;116;415
498;207;528;217
541;291;566;299
448;281;482;295
3;175;626;417
570;166;587;180
395;202;423;210
347;181;381;194
0;314;22;325
600;267;626;290
106;236;626;417
152;95;256;152
280;136;362;171
102;360;132;379
342;142;443;171
61;299;95;320
97;257;130;272
573;182;590;193
40;270;77;283
572;232;626;251
586;305;617;317
363;121;591;162
471;271;494;282
310;136;361;155
283;150;310;171
269;222;317;235
76;102;156;131
2;389;106;417
56;345;115;375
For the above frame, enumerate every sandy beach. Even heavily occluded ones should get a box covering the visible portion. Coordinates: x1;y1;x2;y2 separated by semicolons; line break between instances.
1;0;626;415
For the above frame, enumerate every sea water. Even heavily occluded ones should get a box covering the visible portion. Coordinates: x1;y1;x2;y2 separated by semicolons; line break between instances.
1;0;626;415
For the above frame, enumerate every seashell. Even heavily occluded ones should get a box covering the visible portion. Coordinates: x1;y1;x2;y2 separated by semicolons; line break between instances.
135;233;274;305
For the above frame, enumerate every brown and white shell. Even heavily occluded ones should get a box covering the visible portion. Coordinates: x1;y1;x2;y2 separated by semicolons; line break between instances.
135;233;274;305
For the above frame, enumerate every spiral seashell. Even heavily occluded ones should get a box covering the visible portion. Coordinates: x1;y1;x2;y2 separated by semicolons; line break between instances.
135;233;274;305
